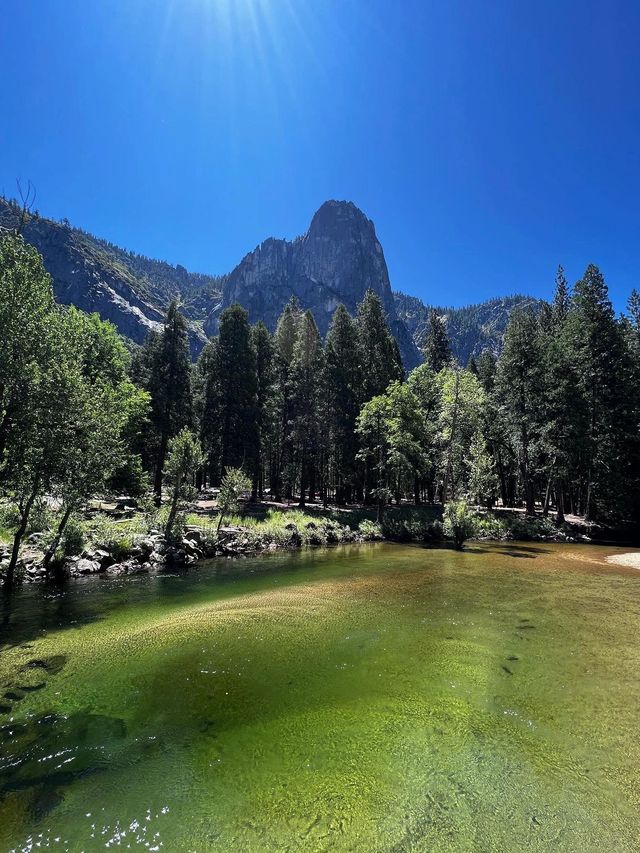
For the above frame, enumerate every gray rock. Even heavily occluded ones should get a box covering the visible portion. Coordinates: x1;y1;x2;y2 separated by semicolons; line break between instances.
75;558;100;575
205;201;420;369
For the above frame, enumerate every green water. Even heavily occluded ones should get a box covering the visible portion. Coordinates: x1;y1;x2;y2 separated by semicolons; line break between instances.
1;542;639;852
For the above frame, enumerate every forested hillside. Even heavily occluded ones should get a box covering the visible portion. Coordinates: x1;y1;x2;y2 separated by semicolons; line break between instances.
1;195;536;367
0;196;218;354
2;230;639;586
395;292;544;364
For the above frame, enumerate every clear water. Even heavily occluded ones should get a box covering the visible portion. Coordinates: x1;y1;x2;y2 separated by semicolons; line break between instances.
1;542;639;852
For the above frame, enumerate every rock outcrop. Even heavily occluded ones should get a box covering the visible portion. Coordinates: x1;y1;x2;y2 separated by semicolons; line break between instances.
2;196;536;366
205;200;420;367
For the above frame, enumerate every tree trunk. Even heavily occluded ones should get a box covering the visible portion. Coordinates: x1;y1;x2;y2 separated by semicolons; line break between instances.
164;485;181;541
298;451;307;507
43;505;74;572
154;429;169;503
4;483;40;589
555;479;565;525
543;478;552;517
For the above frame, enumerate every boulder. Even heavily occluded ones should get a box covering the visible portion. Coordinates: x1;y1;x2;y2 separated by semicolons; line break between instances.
75;559;100;575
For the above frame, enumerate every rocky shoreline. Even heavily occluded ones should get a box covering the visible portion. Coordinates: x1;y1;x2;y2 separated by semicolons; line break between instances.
0;520;377;585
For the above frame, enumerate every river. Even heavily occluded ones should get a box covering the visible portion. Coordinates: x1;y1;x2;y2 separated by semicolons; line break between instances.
1;542;639;851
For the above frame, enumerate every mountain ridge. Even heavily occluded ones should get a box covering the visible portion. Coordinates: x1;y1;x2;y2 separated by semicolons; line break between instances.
0;196;537;365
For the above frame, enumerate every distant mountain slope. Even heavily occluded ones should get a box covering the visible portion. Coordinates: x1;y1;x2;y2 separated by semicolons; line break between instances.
394;292;544;364
0;197;219;355
1;195;541;368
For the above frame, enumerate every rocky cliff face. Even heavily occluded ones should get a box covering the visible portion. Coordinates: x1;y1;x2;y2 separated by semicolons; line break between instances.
206;201;420;367
2;196;536;367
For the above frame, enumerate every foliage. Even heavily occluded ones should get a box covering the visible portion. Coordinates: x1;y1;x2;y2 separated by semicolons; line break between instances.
216;467;252;532
142;300;193;498
422;309;451;372
443;500;475;550
358;519;384;539
202;305;258;481
163;429;204;542
61;515;86;557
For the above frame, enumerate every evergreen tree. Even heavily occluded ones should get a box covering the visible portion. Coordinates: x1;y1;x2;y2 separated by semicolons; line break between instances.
423;310;452;372
250;321;276;500
495;309;544;514
552;264;570;327
564;265;631;519
476;351;497;393
202;304;258;482
272;299;302;499
147;300;192;499
324;305;362;503
288;311;323;506
356;290;403;401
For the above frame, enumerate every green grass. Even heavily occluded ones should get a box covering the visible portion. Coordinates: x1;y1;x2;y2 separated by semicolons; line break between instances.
184;507;364;549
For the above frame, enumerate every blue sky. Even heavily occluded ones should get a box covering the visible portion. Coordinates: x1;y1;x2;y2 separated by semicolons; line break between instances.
1;0;639;308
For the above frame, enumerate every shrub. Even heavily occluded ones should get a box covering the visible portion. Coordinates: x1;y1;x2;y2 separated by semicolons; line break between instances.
380;509;443;543
62;516;86;556
86;514;135;559
359;519;383;539
443;500;475;550
27;501;55;536
0;503;20;540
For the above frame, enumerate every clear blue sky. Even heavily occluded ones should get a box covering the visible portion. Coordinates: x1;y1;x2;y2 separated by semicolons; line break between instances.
1;0;639;308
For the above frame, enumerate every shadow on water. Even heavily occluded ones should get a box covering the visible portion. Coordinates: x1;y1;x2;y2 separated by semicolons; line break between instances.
464;543;550;558
0;544;386;651
0;707;160;821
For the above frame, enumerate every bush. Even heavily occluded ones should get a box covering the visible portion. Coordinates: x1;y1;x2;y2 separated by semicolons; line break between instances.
0;503;20;540
62;516;86;556
358;519;383;539
86;514;135;559
443;500;475;550
26;501;55;536
380;509;443;543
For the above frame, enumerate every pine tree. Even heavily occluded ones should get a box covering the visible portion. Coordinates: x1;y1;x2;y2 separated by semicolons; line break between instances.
271;299;302;500
552;264;570;327
564;265;630;519
476;351;497;392
250;321;276;500
202;304;258;482
495;309;544;514
288;311;323;506
324;305;362;503
147;300;192;500
423;310;452;372
356;290;403;402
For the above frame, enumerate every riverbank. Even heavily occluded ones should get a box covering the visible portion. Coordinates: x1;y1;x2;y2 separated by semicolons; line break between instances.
1;499;635;586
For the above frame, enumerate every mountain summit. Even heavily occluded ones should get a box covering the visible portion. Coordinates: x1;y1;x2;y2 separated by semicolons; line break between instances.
0;196;533;365
207;200;419;366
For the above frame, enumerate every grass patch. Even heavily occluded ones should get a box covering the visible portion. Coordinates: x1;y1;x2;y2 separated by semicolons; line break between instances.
185;508;361;549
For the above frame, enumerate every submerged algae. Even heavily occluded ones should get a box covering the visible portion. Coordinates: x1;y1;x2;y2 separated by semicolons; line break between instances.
0;542;639;851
